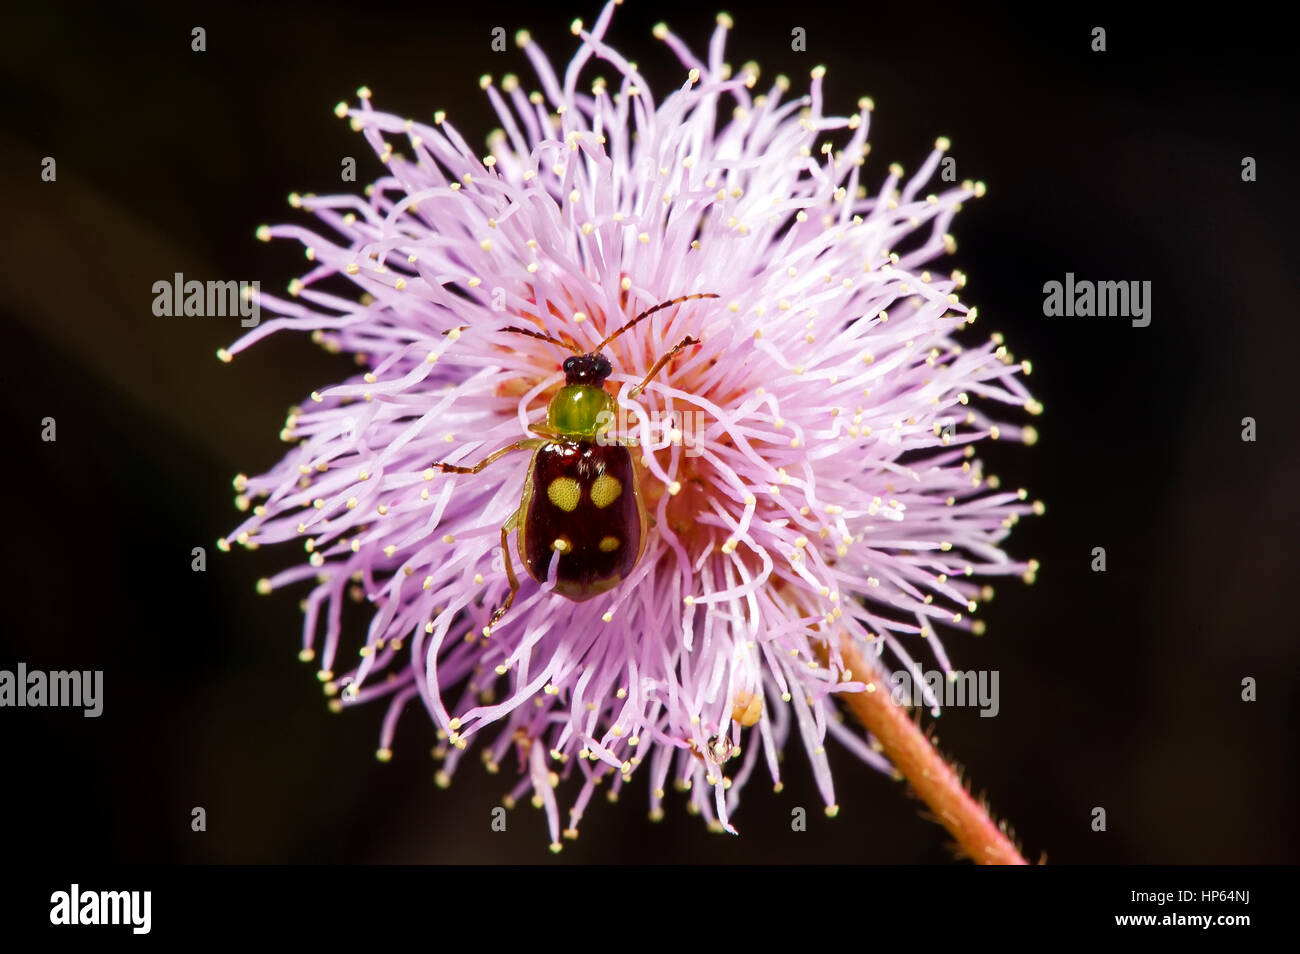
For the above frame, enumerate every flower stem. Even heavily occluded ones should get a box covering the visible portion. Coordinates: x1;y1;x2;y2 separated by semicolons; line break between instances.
831;642;1029;865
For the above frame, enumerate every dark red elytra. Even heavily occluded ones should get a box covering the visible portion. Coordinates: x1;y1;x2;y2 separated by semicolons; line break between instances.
519;441;645;600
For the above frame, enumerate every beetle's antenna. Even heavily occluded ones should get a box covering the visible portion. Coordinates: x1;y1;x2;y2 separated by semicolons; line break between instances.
499;326;582;354
596;293;719;353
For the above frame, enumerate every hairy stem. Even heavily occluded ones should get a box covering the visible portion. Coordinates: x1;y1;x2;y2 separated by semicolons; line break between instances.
830;641;1029;865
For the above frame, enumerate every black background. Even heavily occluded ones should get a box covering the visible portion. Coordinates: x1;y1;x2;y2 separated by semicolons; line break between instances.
1;0;1296;865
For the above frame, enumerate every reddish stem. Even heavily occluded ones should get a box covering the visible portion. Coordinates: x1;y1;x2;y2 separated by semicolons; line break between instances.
832;641;1029;865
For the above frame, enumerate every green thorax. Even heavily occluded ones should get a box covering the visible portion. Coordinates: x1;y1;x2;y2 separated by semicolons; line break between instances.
547;384;614;438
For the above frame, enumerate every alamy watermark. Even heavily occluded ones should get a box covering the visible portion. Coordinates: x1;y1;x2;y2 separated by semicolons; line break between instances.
0;663;102;717
152;272;260;327
594;407;710;458
50;884;150;934
888;665;1000;718
1042;273;1151;327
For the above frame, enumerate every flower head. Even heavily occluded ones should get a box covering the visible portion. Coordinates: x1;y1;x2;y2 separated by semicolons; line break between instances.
223;3;1039;849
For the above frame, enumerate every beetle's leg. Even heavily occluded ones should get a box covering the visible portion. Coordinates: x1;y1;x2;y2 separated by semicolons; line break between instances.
528;423;560;440
629;336;702;399
433;438;542;474
485;509;522;636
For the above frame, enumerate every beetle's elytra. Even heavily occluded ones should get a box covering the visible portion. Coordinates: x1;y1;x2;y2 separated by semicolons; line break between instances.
520;440;644;600
433;293;718;634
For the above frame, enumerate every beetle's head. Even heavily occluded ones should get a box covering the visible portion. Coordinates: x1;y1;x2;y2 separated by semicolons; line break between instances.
562;352;613;387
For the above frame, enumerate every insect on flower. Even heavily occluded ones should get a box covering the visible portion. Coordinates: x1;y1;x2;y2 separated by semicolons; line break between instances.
433;292;718;635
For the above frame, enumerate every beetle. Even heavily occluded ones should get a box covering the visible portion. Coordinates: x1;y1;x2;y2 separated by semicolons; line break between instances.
433;292;719;635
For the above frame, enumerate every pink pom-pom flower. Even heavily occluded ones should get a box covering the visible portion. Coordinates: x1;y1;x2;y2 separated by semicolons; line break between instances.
222;3;1039;850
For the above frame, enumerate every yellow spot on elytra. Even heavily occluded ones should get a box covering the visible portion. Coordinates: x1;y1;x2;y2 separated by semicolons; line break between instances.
589;474;622;509
547;477;582;512
598;536;620;553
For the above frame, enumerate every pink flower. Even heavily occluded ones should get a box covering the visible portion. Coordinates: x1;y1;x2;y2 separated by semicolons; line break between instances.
221;3;1040;850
